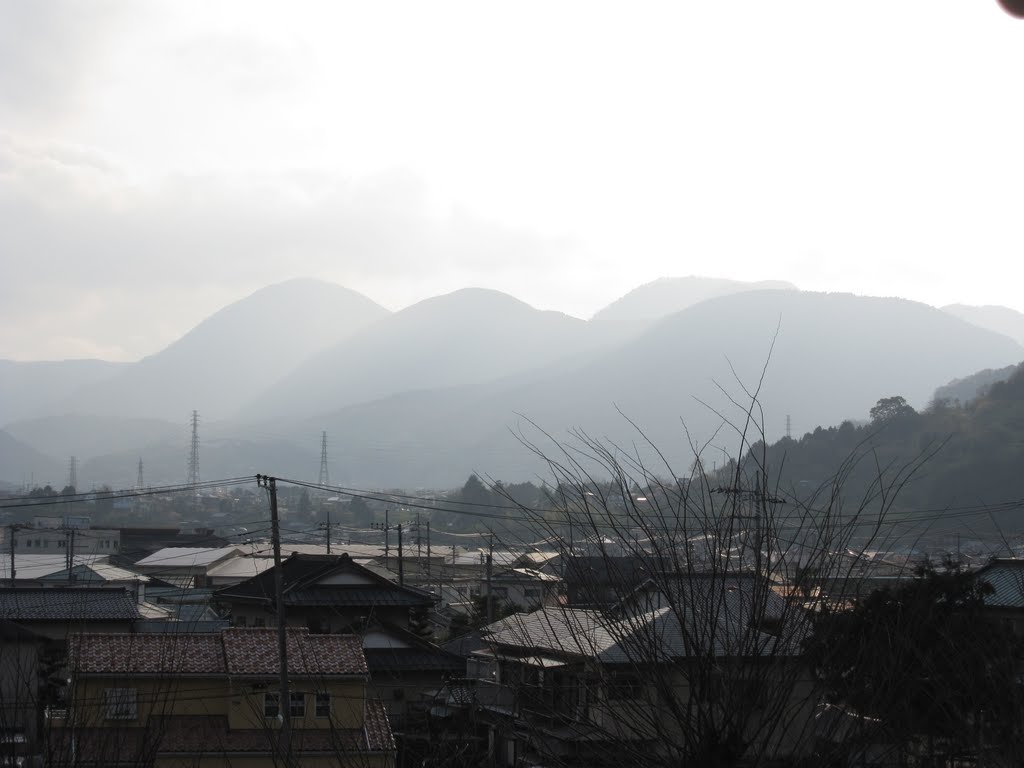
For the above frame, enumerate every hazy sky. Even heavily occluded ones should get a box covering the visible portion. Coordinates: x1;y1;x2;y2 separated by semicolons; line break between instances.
2;1;1023;361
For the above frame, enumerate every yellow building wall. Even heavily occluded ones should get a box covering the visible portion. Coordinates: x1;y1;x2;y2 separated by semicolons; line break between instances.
229;680;366;731
70;676;228;728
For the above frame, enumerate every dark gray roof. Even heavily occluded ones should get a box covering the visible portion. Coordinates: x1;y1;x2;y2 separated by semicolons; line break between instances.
0;587;141;622
215;553;434;608
484;577;804;664
978;559;1024;609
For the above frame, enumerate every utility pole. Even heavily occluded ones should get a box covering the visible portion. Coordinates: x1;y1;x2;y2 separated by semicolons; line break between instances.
372;509;390;570
256;474;290;762
416;513;423;562
8;524;18;587
66;527;76;584
426;520;431;579
397;523;404;587
486;530;494;624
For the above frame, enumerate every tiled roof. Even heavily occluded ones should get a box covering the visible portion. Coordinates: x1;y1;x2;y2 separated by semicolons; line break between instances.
70;628;368;677
70;633;224;674
215;553;434;607
0;587;141;622
222;628;368;677
49;703;395;763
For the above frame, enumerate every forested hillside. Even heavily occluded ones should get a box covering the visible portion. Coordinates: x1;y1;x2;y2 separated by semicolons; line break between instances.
739;364;1024;531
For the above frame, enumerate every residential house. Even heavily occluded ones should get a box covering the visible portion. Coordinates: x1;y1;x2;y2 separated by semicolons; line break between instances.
977;557;1024;634
133;546;242;589
214;554;462;763
0;619;47;763
213;553;434;633
456;574;817;767
485;567;563;611
50;627;395;767
0;587;140;643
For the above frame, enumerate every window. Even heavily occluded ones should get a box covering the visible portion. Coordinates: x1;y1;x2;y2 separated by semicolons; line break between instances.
253;617;266;627
606;675;642;701
264;692;279;718
235;615;247;627
289;692;305;718
315;693;331;718
104;688;138;720
25;540;31;548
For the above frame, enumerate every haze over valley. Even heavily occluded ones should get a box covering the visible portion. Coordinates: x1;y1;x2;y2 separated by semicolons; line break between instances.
3;276;1023;491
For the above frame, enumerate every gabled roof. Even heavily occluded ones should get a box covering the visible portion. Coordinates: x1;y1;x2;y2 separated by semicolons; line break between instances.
977;558;1024;608
214;553;434;608
134;546;241;570
361;622;465;674
70;627;368;677
0;554;112;581
0;587;141;622
37;561;149;584
484;575;802;664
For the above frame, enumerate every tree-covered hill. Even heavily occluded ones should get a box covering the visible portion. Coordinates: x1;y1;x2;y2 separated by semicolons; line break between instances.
737;363;1024;533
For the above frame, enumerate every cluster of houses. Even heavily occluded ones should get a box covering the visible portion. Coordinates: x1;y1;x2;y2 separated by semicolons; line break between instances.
2;515;1024;767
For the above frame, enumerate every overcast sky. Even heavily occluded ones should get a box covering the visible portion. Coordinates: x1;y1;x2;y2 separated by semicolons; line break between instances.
2;1;1023;361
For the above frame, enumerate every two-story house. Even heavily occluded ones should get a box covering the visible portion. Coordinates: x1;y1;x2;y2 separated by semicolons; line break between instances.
458;573;816;768
52;627;395;767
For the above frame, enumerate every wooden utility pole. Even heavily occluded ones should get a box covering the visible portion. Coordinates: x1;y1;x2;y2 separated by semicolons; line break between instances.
257;474;290;763
8;525;17;587
372;510;390;570
486;531;494;624
397;523;404;587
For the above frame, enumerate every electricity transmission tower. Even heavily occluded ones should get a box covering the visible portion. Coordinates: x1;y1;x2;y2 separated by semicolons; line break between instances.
67;456;78;491
187;411;200;488
136;458;145;490
318;431;330;486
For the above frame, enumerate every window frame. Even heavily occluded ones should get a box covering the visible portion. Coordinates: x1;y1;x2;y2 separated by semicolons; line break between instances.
288;692;305;718
104;688;138;720
315;692;331;718
263;692;280;718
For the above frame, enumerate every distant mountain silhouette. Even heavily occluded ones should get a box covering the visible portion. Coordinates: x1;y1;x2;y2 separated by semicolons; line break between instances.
589;276;798;343
59;279;389;421
5;284;1024;490
4;413;184;465
237;287;587;422
277;291;1024;487
934;363;1021;405
942;304;1024;346
0;429;62;488
0;359;127;426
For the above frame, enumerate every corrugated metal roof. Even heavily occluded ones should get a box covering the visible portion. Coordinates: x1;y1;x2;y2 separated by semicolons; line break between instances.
135;546;241;569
